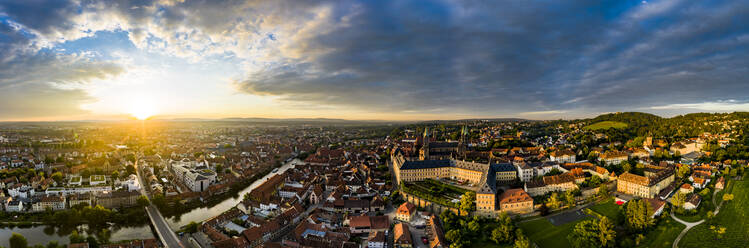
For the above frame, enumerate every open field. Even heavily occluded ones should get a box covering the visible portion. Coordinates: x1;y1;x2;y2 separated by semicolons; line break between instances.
679;178;749;248
519;216;593;248
588;198;623;223
584;121;628;130
638;217;685;248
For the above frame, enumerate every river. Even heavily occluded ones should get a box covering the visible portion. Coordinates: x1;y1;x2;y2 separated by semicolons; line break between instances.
0;158;302;247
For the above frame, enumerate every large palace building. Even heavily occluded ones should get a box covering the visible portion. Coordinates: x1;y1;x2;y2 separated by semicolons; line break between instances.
617;169;675;198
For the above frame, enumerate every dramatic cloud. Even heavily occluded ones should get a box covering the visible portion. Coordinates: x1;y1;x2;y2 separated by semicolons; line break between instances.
0;0;748;119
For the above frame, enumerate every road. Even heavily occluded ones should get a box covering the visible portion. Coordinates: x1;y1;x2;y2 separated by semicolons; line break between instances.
136;159;185;248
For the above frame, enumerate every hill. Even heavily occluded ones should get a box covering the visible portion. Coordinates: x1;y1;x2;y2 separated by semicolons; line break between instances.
584;121;629;131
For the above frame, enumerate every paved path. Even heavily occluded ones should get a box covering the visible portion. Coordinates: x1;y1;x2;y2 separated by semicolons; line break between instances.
672;184;728;248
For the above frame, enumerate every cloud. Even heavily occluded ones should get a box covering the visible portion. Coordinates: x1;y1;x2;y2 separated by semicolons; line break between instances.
0;0;748;119
649;100;749;112
0;20;124;119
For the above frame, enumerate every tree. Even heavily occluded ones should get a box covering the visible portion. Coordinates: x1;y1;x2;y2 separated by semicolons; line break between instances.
137;195;150;207
446;229;462;242
467;220;480;233
215;164;224;173
51;172;63;184
459;192;476;215
723;194;734;202
9;233;28;248
513;230;531;248
568;217;615;248
547;192;562;209
565;191;576;207
597;183;609;199
671;193;686;208
622;162;632;173
625;199;655;232
491;213;515;244
184;221;201;233
69;231;86;244
677;165;691;178
111;171;120;180
126;164;136;176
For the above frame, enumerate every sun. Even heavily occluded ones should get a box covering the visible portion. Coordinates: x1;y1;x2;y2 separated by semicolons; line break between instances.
128;97;159;120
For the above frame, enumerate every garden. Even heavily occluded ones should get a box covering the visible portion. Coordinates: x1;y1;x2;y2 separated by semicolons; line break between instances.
400;179;468;208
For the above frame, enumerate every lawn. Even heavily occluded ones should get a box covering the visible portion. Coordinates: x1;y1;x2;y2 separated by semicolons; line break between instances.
679;178;749;248
584;121;628;131
400;179;468;208
588;198;623;223
637;217;685;248
518;216;593;248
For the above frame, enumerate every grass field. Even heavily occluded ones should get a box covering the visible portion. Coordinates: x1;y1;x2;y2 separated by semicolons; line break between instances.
679;179;749;248
638;217;686;248
588;198;623;223
584;121;628;130
518;216;593;248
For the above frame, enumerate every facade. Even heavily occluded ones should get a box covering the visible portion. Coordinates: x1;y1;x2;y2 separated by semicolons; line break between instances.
367;231;386;248
524;173;577;196
393;223;413;248
601;151;629;165
617;170;675;198
550;150;576;163
32;195;66;212
171;159;217;192
396;202;417;222
393;156;488;185
499;189;533;215
68;193;92;207
96;190;139;209
494;163;517;183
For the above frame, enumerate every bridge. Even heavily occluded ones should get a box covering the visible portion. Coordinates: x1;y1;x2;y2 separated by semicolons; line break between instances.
136;160;185;248
146;205;185;248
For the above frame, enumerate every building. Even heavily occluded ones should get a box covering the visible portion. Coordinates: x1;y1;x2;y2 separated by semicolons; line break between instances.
367;231;386;248
396;202;417;222
550;149;576;163
32;195;66;212
684;194;701;210
170;159;217;192
600;151;629;165
645;198;666;218
6;200;23;212
96;190;139;209
715;177;725;190
493;163;517;184
68;193;92;207
524;173;577;196
499;189;533;215
89;175;106;186
418;127;467;160
393;223;413;248
347;215;389;234
393;156;488;185
426;215;447;248
617;170;675;198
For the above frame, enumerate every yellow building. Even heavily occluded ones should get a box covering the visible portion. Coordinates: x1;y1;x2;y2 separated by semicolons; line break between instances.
499;189;534;215
617;170;675;198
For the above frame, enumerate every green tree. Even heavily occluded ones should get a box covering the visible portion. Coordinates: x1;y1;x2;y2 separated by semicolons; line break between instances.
467;220;480;233
125;164;136;176
565;191;576;207
111;171;120;180
625;199;655;232
547;192;562;209
597;183;609;199
677;165;691;178
9;233;28;248
459;192;476;215
137;195;150;207
568;217;615;248
69;231;86;244
671;193;686;208
513;230;531;248
51;172;63;184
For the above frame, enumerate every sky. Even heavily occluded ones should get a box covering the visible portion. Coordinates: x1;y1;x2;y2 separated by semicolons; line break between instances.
0;0;748;121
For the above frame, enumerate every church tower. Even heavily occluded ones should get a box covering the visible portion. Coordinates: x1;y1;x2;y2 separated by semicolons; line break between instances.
420;127;430;160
